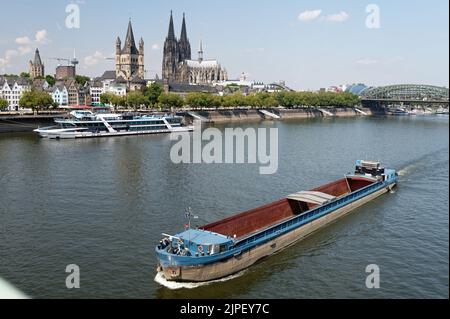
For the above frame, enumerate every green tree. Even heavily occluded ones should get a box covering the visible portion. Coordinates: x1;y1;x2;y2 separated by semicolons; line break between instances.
45;75;56;86
275;92;298;108
0;98;8;111
144;82;163;107
158;93;184;109
100;92;126;111
100;92;113;105
110;95;126;111
19;90;54;113
222;93;247;108
75;75;90;86
269;91;360;108
126;91;148;110
185;93;221;109
255;93;278;108
20;72;30;78
342;92;360;107
243;94;257;108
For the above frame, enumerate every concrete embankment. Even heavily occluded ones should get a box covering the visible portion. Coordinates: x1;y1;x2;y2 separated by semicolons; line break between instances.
0;107;375;133
183;107;373;123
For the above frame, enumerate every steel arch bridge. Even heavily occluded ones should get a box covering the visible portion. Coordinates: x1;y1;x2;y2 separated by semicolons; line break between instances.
361;84;449;106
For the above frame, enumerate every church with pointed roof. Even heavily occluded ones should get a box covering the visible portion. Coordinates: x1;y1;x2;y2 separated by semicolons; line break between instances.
29;48;44;79
115;20;145;84
162;12;228;86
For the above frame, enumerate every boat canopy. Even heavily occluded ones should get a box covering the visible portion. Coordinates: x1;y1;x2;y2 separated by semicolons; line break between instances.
175;229;231;246
287;191;336;205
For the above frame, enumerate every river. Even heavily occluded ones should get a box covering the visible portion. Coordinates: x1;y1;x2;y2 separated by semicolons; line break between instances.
0;115;448;298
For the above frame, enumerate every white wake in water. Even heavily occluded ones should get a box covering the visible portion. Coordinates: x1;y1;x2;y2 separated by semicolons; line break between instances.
397;148;448;177
154;270;247;290
397;164;416;177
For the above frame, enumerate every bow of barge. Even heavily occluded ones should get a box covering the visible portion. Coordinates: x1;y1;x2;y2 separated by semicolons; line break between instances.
156;160;397;282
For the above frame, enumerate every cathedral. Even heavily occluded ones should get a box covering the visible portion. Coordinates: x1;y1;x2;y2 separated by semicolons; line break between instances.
115;20;145;82
29;48;44;79
162;12;228;85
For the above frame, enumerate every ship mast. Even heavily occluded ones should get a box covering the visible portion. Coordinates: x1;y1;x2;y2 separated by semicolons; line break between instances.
185;207;198;244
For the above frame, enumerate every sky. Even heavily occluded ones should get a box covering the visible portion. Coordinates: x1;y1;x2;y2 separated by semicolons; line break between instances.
0;0;448;90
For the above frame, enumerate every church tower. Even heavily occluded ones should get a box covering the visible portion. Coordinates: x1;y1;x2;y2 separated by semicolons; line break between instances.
29;48;44;79
198;41;204;62
178;13;191;62
138;37;145;79
115;20;144;81
162;11;179;82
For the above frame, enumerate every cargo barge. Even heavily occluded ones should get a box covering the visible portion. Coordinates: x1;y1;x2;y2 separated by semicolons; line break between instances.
156;160;397;282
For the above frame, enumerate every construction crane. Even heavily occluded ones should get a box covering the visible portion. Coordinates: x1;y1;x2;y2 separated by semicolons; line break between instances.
48;50;79;67
49;57;71;66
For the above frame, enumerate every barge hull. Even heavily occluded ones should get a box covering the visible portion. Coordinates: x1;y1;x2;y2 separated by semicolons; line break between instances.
160;183;394;282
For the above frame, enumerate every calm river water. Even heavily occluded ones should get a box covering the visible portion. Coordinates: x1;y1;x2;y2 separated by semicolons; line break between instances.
0;115;448;299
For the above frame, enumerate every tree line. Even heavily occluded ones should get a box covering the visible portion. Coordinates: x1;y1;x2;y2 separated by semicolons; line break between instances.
100;83;361;110
1;83;361;113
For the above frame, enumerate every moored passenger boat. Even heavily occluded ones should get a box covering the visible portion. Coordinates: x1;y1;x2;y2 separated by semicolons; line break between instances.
390;108;410;116
156;160;397;282
34;110;193;139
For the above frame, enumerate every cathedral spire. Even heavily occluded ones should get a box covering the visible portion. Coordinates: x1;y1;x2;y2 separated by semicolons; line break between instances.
163;11;180;82
180;13;188;42
178;12;191;61
124;20;138;54
167;11;176;40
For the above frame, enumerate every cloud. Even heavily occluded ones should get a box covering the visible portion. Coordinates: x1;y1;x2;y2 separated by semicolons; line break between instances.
0;59;7;69
151;43;160;50
14;29;50;47
356;58;378;65
0;29;50;71
0;49;19;69
15;36;32;45
35;29;49;44
325;11;349;22
84;51;107;67
298;10;322;22
18;46;32;56
5;50;19;59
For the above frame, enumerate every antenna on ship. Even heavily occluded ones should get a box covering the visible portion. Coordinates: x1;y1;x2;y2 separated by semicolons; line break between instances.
185;207;199;245
184;207;198;230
